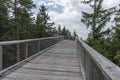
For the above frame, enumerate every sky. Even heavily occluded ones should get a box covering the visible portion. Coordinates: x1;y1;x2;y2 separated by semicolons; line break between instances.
32;0;120;40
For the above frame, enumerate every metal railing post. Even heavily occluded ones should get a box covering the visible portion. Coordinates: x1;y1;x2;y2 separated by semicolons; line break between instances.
0;45;3;70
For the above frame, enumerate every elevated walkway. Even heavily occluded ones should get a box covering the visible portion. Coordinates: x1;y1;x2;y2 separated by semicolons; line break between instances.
1;40;83;80
1;36;120;80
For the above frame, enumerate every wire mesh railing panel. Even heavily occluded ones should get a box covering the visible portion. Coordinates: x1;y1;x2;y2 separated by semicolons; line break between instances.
28;41;38;57
19;43;27;61
39;40;46;51
3;45;16;69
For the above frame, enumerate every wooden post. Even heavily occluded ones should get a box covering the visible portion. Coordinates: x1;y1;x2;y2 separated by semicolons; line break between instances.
37;41;40;52
16;44;20;62
0;46;3;70
25;43;28;58
46;39;47;48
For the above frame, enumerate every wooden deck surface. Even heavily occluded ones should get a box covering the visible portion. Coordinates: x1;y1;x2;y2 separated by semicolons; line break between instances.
1;40;83;80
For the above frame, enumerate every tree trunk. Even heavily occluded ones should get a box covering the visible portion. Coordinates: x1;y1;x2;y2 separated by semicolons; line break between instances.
14;0;20;62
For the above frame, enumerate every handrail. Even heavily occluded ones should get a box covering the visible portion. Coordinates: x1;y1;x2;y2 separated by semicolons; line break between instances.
0;36;64;71
76;38;120;80
0;36;64;45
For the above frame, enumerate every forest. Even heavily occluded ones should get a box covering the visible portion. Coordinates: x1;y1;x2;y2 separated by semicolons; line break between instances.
0;0;120;67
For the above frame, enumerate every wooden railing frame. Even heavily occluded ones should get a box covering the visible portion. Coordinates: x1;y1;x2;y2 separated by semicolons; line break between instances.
0;36;64;71
76;38;120;80
0;36;64;46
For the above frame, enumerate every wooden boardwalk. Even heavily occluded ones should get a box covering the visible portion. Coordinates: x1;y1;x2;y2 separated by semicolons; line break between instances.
1;40;83;80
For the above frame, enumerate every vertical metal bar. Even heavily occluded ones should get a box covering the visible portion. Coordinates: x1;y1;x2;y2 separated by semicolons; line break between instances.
0;45;3;70
25;43;28;58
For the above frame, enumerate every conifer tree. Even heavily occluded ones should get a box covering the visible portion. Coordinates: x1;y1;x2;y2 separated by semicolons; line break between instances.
35;4;54;38
73;30;78;38
61;26;72;37
7;0;35;40
58;24;62;35
81;0;115;40
113;5;120;66
0;0;9;41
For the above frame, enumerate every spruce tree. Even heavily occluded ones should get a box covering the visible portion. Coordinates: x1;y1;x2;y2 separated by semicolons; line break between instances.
73;30;78;38
35;4;54;38
61;26;72;37
7;0;35;62
58;24;62;35
81;0;115;40
7;0;35;40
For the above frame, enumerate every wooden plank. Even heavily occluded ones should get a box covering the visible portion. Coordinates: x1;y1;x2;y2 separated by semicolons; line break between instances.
4;72;83;80
14;68;80;77
1;78;14;80
29;57;79;67
21;63;80;73
41;53;78;58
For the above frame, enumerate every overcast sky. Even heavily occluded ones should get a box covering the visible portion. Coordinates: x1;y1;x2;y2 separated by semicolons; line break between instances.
33;0;120;40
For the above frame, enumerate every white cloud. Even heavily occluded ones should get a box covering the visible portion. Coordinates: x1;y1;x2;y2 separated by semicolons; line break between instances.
47;0;90;40
103;0;120;8
33;0;120;40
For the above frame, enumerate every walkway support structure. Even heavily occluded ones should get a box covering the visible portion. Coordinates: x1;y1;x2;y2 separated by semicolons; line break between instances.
0;36;64;71
76;38;120;80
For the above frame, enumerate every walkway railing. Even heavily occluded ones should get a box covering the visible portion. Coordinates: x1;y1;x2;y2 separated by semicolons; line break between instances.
0;36;64;70
76;38;120;80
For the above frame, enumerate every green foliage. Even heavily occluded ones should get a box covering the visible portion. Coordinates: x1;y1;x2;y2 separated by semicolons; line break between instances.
81;0;115;40
58;24;62;35
0;0;9;41
34;4;54;38
112;5;120;65
62;26;71;36
3;0;35;40
73;30;78;38
81;0;118;65
51;25;72;37
114;51;120;66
